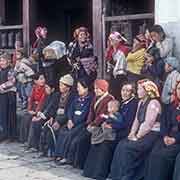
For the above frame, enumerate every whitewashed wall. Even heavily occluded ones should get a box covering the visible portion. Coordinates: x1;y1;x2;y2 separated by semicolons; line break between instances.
155;0;180;59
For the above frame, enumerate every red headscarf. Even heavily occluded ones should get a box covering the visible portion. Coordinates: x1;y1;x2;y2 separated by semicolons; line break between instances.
173;81;180;107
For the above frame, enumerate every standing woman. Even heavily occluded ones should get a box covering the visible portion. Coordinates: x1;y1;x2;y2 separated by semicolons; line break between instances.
67;27;97;84
149;24;173;59
0;53;16;141
145;81;180;180
110;79;161;180
83;82;138;180
106;31;129;99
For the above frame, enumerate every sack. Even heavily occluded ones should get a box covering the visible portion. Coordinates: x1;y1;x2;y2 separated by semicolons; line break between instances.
43;41;66;60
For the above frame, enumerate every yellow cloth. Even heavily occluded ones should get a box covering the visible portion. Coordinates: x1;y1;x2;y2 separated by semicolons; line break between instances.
126;48;145;74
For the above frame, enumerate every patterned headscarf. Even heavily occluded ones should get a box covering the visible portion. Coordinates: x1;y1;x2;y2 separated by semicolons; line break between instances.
138;79;160;98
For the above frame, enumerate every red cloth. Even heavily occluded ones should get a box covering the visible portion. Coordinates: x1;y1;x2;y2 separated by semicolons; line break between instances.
106;42;129;61
28;84;46;113
12;51;17;67
86;94;114;126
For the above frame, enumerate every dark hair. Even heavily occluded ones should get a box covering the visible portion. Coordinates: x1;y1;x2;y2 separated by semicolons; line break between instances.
149;24;166;41
32;73;45;81
77;78;90;89
147;47;161;61
121;81;136;95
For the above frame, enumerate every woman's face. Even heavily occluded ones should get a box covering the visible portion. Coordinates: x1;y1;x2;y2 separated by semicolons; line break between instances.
137;84;147;99
0;58;8;69
176;83;180;100
109;38;119;47
132;38;141;50
165;63;173;73
94;85;105;97
77;82;88;96
59;82;70;94
78;31;87;43
41;29;47;39
145;53;154;64
45;85;52;95
121;84;133;101
150;32;161;42
36;75;46;86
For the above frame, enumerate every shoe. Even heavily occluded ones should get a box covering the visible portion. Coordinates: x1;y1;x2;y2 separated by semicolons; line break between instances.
55;158;70;166
24;147;38;153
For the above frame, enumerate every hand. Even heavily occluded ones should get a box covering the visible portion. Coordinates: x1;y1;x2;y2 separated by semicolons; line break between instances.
164;136;176;146
67;120;74;130
52;121;60;130
32;116;41;122
103;122;112;129
47;118;54;126
0;86;4;92
128;132;137;141
28;111;36;115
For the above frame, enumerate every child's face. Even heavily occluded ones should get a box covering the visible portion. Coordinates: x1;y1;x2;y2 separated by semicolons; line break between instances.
0;58;9;69
108;104;118;114
35;75;46;86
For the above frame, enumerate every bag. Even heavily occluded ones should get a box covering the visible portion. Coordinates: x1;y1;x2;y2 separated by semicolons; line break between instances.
43;41;66;60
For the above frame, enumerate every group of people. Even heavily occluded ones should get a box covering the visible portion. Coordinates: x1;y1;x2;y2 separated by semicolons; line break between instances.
0;24;180;180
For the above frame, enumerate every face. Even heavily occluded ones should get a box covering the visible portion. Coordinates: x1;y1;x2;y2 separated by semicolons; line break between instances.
59;82;70;94
41;29;47;39
132;38;141;50
94;85;105;97
77;82;88;97
45;85;53;95
108;103;119;114
109;38;119;47
121;84;133;101
165;63;173;73
16;52;23;60
15;41;22;49
150;32;161;42
176;83;180;100
137;84;147;99
0;58;8;69
36;75;46;86
78;31;87;43
145;53;154;64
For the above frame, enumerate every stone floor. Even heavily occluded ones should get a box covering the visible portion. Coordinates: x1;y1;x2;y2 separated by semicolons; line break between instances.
0;142;91;180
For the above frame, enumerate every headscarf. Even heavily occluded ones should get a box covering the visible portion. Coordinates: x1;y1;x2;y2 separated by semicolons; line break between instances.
138;79;160;98
94;79;109;92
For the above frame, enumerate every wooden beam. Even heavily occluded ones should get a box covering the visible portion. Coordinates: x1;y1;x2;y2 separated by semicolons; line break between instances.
93;0;103;78
105;13;154;22
23;0;30;55
0;0;5;24
0;25;23;30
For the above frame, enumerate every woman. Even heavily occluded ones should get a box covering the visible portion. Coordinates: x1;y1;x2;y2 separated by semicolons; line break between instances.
173;152;180;180
0;53;16;141
145;81;180;180
67;27;97;84
66;79;114;169
54;78;93;164
149;24;173;59
106;31;129;99
110;79;161;180
126;34;146;82
83;82;138;180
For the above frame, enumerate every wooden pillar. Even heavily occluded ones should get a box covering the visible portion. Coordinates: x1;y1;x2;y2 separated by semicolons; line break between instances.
93;0;103;78
0;0;5;24
23;0;30;55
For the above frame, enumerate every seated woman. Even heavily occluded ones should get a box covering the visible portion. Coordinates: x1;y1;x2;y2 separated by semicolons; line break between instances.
19;73;47;144
54;78;93;164
145;81;180;180
110;79;161;180
126;34;146;82
27;83;59;151
173;151;180;180
38;74;74;156
83;82;138;180
0;53;16;141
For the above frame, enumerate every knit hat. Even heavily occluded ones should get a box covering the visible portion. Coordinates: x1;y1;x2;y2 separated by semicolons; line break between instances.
164;57;180;71
94;79;109;92
59;74;74;87
138;79;160;98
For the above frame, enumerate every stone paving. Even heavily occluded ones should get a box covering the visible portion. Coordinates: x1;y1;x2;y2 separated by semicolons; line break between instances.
0;142;91;180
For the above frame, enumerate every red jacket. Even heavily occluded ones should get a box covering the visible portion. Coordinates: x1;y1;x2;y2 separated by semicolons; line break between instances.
28;84;46;113
86;93;114;126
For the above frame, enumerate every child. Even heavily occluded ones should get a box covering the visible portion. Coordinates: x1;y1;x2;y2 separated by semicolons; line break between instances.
14;48;35;109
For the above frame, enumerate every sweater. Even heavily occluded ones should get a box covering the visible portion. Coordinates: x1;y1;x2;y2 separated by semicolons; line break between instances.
126;48;146;74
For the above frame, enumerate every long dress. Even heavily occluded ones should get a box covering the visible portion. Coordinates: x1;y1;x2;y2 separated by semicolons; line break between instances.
0;67;16;140
55;93;93;159
110;98;161;180
145;103;180;180
83;97;138;180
